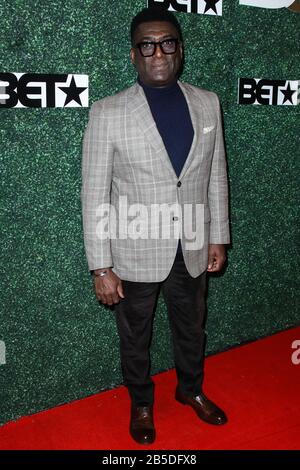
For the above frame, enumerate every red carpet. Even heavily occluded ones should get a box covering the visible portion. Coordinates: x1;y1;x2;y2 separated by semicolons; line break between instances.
1;327;300;450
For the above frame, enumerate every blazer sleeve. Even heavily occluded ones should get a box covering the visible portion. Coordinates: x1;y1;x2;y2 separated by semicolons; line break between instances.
207;94;230;244
81;102;114;270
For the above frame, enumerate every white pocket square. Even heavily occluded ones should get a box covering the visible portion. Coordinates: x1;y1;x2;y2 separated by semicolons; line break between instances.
203;125;215;134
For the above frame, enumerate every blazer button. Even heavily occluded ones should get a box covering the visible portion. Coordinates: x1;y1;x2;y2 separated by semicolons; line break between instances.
177;181;182;187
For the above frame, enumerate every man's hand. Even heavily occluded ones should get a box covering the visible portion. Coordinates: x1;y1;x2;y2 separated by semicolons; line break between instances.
207;244;226;273
94;268;125;305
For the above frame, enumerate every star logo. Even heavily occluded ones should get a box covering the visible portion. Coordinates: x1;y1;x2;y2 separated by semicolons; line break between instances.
281;82;296;104
204;0;221;14
59;75;87;107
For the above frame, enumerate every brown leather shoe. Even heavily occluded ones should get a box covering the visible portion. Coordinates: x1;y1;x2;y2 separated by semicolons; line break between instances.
130;405;156;445
175;388;227;425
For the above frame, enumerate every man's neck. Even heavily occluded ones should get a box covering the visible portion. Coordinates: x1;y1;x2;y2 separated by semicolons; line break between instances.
138;76;178;90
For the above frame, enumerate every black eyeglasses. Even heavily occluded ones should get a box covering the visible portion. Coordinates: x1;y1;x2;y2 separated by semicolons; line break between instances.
135;38;180;57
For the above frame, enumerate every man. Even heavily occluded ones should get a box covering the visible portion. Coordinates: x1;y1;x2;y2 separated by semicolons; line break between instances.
82;7;230;445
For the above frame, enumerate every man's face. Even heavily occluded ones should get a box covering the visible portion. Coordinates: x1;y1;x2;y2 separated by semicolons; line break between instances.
130;21;183;88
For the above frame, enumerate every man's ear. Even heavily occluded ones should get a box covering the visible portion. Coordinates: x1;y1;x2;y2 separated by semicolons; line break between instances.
130;48;136;65
179;43;183;60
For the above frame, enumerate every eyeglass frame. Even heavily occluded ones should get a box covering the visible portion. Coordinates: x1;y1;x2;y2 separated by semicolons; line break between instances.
134;38;180;57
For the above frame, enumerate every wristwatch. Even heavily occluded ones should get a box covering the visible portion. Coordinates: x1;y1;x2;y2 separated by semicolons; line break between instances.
94;269;109;277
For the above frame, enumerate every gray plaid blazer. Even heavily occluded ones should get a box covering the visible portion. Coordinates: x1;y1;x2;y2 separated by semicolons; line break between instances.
81;81;230;281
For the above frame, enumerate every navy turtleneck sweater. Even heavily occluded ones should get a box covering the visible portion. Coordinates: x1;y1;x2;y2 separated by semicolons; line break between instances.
139;78;194;178
139;78;194;253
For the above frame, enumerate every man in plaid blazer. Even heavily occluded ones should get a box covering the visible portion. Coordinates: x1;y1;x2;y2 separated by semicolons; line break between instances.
82;7;230;445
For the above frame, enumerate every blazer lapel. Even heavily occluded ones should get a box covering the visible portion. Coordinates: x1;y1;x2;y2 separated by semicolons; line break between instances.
177;81;204;180
127;83;178;180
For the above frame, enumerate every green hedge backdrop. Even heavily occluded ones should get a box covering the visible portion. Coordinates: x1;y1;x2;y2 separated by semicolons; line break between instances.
0;0;299;425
